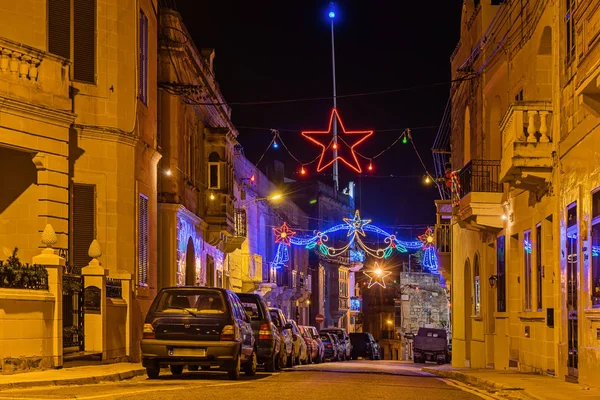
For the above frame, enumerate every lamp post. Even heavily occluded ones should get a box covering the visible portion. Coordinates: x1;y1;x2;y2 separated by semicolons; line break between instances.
329;4;339;191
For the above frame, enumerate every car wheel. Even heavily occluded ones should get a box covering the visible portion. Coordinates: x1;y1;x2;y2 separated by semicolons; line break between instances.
287;351;294;368
295;354;301;366
265;351;277;372
200;366;211;371
146;365;160;379
228;356;241;380
188;365;199;371
170;365;184;376
244;351;257;376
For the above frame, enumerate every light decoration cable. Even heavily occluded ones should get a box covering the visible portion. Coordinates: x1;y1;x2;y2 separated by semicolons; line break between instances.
270;210;440;272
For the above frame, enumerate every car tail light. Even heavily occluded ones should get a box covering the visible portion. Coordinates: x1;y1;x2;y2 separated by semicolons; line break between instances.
221;325;237;341
143;323;155;339
259;323;273;340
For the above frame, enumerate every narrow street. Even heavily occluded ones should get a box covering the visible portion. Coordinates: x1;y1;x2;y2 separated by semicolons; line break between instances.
0;362;492;400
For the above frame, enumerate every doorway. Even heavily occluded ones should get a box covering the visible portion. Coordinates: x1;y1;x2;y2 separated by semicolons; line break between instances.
206;254;215;287
464;258;472;365
566;204;578;379
185;238;196;286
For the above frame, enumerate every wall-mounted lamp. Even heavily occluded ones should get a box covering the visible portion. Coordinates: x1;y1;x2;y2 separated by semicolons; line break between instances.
489;275;498;288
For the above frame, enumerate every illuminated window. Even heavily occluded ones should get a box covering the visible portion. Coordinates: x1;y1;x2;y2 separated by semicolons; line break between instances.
208;152;220;189
592;191;600;307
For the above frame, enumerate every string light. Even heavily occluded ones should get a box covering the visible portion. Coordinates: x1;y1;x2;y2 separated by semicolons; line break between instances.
424;175;432;184
300;166;306;175
332;141;338;150
363;263;392;288
250;175;255;182
368;160;373;171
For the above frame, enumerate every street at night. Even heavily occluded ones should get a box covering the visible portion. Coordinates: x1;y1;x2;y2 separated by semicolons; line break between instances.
0;362;489;400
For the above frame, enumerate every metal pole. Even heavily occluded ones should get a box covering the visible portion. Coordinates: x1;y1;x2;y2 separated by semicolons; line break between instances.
330;16;339;192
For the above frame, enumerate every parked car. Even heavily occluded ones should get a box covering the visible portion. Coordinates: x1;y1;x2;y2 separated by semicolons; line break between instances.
268;307;295;367
331;334;344;361
141;287;256;380
237;293;281;371
320;328;352;360
413;328;448;364
349;332;380;360
320;332;338;361
288;319;309;365
300;325;324;364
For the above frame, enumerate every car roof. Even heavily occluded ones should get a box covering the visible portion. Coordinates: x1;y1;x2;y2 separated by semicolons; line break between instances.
159;286;229;293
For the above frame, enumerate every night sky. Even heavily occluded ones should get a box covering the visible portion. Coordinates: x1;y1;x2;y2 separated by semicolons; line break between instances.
176;1;463;234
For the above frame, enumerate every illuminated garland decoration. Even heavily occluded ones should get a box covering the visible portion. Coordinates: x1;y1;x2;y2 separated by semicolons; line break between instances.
450;170;461;205
270;211;440;272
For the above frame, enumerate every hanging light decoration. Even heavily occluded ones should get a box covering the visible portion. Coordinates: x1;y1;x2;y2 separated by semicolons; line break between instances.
368;160;373;171
300;166;306;175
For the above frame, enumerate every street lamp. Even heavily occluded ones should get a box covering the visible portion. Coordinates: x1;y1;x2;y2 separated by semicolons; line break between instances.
239;192;284;208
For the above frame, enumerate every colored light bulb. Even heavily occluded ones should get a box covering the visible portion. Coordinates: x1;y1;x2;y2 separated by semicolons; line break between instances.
329;11;335;19
210;193;215;200
250;175;255;182
368;162;373;171
300;166;306;175
402;136;408;144
332;141;338;150
273;140;279;148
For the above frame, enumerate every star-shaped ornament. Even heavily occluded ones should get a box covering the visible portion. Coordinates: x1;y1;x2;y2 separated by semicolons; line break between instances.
273;222;296;246
302;109;373;173
363;263;392;288
343;210;372;237
418;227;435;250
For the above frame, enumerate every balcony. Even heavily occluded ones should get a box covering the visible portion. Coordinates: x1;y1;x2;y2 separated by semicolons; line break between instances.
453;160;503;231
499;102;553;199
207;194;243;252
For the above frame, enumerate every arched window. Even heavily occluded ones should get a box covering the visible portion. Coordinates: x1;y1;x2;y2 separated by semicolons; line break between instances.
474;253;481;315
208;152;220;189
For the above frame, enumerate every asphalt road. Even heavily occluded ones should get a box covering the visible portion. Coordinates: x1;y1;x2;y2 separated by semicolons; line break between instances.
0;361;494;400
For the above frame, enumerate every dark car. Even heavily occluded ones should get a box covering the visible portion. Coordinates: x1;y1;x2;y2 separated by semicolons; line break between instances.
320;328;352;360
320;332;338;361
350;332;380;360
237;293;281;371
141;287;256;380
413;328;448;364
268;307;295;367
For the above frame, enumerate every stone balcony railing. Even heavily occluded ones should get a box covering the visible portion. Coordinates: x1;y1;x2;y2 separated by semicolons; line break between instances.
0;37;71;110
499;101;554;198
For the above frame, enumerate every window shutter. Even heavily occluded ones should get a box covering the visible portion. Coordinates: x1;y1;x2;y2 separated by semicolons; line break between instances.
74;0;96;83
139;10;148;104
138;195;149;286
48;0;71;59
72;184;95;268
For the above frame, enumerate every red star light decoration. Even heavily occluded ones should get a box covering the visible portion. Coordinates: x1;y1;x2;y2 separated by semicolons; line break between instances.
302;109;373;173
418;227;435;250
363;263;392;289
273;222;296;246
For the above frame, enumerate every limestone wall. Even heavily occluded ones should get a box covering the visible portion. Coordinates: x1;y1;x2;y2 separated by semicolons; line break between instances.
0;289;55;372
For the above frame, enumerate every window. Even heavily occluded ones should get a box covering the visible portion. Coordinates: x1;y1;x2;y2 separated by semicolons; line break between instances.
515;89;524;102
536;223;543;311
234;209;247;237
138;194;149;287
48;0;71;59
565;0;576;65
139;10;148;104
73;0;96;82
208;152;220;189
48;0;96;83
592;191;600;307
497;236;506;312
474;254;481;315
72;184;96;268
524;230;533;311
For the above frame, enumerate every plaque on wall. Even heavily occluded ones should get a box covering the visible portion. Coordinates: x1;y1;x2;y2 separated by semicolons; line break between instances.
84;285;101;314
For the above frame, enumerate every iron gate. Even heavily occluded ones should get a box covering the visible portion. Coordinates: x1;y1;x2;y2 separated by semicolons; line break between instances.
63;264;84;351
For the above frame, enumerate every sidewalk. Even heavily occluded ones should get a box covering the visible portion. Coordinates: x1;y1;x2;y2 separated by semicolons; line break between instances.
422;365;600;400
0;363;145;391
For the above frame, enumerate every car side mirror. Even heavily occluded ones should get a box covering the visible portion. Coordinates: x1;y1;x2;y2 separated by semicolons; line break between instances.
284;323;293;330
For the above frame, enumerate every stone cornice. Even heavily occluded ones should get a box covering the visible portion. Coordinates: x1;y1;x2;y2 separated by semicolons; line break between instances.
74;124;139;147
160;202;209;229
0;37;71;66
0;95;75;126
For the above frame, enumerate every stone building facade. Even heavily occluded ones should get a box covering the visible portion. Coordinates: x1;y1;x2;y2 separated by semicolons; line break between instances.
446;0;600;386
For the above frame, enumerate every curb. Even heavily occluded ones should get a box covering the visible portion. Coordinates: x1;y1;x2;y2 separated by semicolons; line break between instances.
0;368;146;391
283;367;437;378
421;367;535;400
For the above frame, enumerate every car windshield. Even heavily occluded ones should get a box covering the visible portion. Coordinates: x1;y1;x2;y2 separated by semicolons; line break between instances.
153;289;226;315
325;330;344;340
240;298;264;321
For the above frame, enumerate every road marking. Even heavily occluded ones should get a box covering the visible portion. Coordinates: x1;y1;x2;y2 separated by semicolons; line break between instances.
438;378;503;400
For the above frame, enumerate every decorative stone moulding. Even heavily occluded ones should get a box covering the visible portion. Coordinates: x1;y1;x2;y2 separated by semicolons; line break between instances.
41;224;58;247
0;47;41;81
88;239;102;259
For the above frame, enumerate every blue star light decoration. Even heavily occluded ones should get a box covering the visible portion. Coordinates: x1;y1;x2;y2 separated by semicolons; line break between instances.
343;210;371;237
